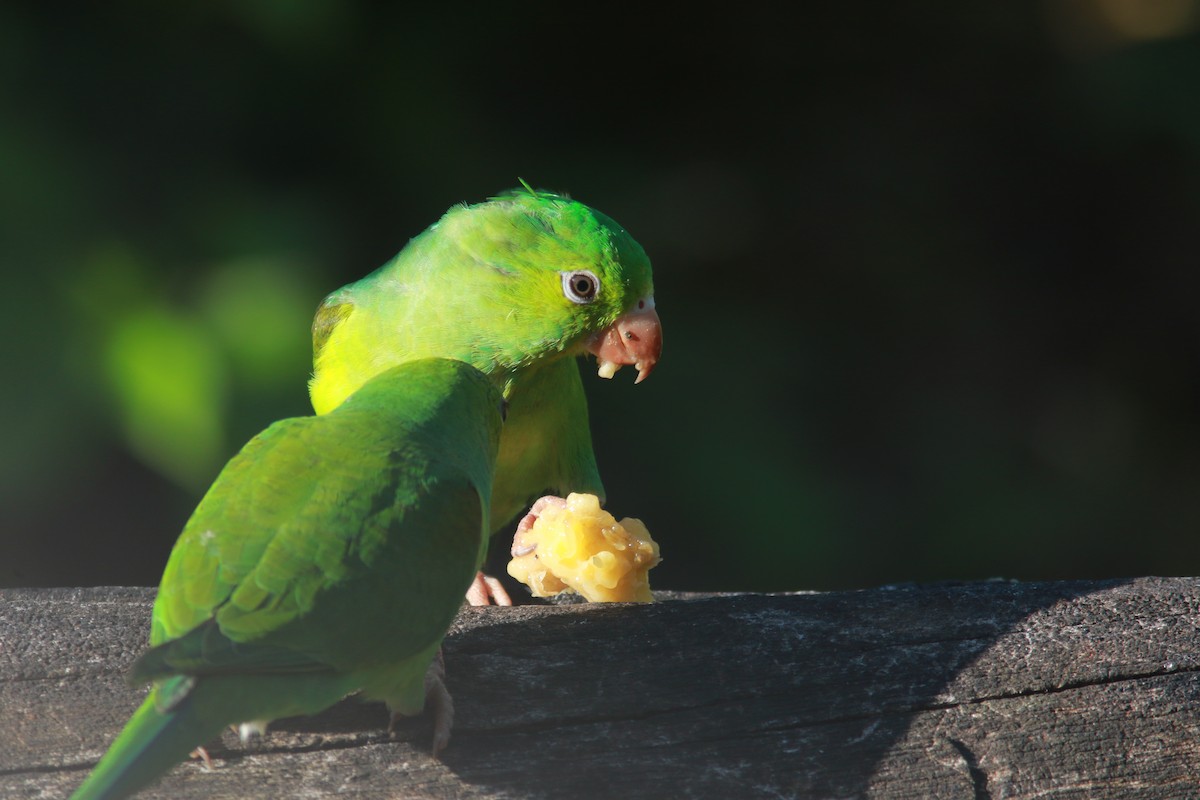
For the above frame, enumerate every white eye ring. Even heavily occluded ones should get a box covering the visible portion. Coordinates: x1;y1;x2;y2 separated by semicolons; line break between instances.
561;270;600;304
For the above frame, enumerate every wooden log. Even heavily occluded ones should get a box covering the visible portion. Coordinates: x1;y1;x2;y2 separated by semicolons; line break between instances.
2;578;1200;798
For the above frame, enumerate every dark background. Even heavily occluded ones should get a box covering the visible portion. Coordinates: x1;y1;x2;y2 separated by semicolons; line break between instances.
3;2;1199;592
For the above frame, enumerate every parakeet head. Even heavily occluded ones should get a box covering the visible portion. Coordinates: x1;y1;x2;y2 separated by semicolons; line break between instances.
311;188;662;412
436;188;662;383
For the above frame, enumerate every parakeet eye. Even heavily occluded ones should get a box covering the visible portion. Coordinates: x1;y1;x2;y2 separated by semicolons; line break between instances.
561;270;600;304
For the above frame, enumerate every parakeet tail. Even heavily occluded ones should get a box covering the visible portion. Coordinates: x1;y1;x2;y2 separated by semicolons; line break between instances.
69;677;225;800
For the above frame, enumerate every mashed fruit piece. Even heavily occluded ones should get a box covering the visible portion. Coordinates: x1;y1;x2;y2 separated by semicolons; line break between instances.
507;493;660;603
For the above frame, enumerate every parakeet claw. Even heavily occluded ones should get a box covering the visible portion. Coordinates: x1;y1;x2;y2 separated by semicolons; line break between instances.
189;746;214;770
425;650;454;758
511;495;568;558
586;298;662;383
465;571;512;606
389;649;454;758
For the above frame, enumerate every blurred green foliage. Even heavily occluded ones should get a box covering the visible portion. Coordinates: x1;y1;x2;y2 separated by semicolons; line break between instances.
3;2;1200;591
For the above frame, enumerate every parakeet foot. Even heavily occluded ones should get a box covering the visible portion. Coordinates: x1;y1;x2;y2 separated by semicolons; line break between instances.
465;571;512;606
189;746;214;770
389;649;454;758
511;495;569;558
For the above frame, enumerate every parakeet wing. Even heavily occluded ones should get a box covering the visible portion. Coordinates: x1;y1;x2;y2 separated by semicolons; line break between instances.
153;360;495;666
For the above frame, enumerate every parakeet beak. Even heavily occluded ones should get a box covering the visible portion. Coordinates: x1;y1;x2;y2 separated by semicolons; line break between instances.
586;297;662;384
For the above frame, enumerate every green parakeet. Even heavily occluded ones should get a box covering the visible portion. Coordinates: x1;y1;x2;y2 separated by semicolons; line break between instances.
309;188;662;539
70;358;505;800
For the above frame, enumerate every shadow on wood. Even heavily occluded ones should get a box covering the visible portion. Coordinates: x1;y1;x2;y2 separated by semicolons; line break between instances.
3;578;1200;798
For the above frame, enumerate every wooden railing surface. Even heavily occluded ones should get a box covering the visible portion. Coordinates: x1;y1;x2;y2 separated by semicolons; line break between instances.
3;578;1199;798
